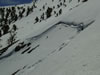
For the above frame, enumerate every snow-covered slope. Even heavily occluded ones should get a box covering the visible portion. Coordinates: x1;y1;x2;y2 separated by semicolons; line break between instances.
0;0;100;75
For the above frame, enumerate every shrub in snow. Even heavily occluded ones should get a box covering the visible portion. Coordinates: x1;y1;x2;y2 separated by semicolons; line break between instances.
46;7;53;19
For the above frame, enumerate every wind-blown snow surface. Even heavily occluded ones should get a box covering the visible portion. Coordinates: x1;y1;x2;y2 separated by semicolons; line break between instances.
0;0;100;75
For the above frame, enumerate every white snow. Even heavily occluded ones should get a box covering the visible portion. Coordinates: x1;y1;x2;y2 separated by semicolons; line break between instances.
0;0;100;75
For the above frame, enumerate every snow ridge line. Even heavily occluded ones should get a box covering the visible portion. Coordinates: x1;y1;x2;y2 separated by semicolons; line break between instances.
0;19;95;60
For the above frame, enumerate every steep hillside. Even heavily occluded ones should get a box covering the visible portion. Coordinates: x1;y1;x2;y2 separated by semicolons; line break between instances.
1;0;100;75
0;0;81;56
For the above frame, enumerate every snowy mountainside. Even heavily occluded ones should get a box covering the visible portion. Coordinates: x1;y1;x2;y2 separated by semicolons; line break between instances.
0;0;81;53
0;0;100;75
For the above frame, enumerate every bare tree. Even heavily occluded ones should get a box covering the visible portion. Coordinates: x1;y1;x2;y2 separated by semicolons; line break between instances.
7;31;17;45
